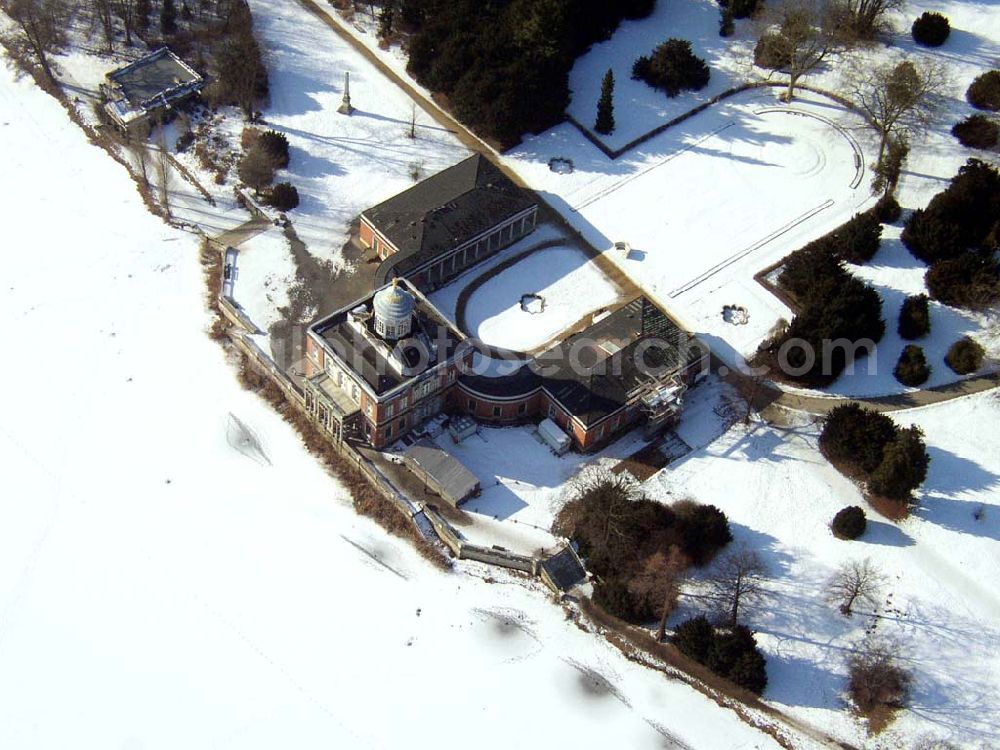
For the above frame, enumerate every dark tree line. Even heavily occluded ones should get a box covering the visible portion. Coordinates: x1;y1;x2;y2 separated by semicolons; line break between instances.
554;469;731;629
819;404;930;505
754;210;887;387
400;0;655;146
673;616;768;694
902;159;1000;309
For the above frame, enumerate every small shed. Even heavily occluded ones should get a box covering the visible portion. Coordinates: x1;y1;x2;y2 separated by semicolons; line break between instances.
539;545;587;593
403;439;480;507
101;47;204;130
447;414;477;443
537;418;571;455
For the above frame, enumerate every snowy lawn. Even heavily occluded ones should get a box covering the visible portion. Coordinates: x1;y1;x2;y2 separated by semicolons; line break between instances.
427;222;568;322
799;226;1000;398
566;0;757;150
246;0;470;262
507;88;878;363
230;227;297;335
427;425;649;555
464;245;623;351
650;393;1000;749
0;57;791;750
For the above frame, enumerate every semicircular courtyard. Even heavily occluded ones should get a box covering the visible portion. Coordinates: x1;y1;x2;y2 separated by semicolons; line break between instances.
453;243;626;354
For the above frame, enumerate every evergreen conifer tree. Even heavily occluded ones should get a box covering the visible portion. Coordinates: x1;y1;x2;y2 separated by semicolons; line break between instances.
595;68;615;134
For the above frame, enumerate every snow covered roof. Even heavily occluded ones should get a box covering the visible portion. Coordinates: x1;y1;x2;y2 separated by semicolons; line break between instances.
403;439;480;506
103;47;204;126
364;154;536;278
311;280;466;397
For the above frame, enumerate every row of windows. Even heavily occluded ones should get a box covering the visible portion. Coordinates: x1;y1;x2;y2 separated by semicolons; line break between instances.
467;398;529;418
464;395;623;442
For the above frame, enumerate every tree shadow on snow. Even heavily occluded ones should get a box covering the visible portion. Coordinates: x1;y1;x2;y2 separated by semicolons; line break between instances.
461;483;529;522
856;518;914;547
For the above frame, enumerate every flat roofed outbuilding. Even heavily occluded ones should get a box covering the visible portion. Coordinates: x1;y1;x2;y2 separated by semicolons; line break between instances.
403;439;480;507
102;48;204;130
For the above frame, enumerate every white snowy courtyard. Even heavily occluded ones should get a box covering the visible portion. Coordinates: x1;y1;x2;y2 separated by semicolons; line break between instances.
0;45;785;750
463;245;622;352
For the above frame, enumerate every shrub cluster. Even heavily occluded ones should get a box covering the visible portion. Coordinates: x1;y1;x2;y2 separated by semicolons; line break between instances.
951;114;1000;149
632;39;710;98
404;0;655;147
257;130;290;168
847;642;911;719
925;251;1000;309
820;404;930;504
897;294;930;340
902;159;1000;309
757;213;887;386
238;129;296;201
267;182;299;211
911;12;950;47
753;32;792;70
555;471;731;623
944;336;985;375
673;616;768;694
832;506;867;540
874;194;901;223
717;0;760;19
966;70;1000;111
902;160;1000;264
785;211;884;272
894;345;930;386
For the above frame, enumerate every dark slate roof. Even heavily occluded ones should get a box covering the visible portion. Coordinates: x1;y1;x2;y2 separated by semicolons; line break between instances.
108;47;202;106
459;297;704;426
363;154;536;277
313;284;465;396
404;439;480;505
540;546;587;592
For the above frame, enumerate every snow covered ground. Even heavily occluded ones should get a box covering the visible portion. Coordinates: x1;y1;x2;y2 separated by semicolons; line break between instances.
463;245;623;352
246;0;470;262
501;0;1000;395
651;392;1000;749
0;52;792;750
566;0;757;150
798;227;1000;398
230;228;297;335
427;222;568;322
507;87;879;367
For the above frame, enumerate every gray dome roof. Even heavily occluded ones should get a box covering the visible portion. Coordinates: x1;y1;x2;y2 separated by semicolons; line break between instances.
373;280;416;322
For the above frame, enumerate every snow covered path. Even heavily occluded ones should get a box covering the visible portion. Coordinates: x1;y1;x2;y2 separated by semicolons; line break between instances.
0;58;792;750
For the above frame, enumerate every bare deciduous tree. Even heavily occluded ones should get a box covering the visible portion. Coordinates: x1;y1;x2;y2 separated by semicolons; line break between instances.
832;0;905;40
847;56;947;166
829;557;885;616
756;0;839;101
708;545;766;627
1;0;73;83
627;547;689;642
155;127;172;212
111;0;137;46
846;637;911;718
91;0;114;51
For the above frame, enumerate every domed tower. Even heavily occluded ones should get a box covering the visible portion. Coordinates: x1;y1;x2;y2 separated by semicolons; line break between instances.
373;278;415;340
